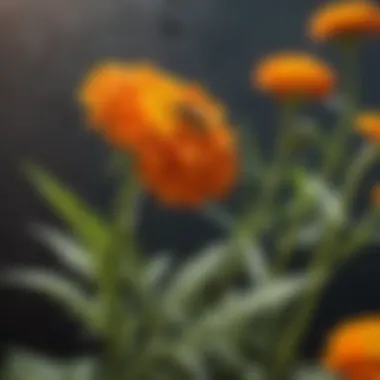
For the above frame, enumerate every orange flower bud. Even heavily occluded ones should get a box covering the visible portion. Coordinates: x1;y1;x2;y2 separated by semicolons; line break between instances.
252;52;335;101
322;316;380;380
308;1;380;43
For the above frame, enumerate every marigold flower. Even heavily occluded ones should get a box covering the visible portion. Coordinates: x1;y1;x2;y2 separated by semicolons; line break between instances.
78;61;238;207
136;86;238;207
355;112;380;143
252;52;335;100
322;316;380;380
308;1;380;43
77;61;185;150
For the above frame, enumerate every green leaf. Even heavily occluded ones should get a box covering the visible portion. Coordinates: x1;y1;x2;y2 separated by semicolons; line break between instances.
162;242;229;315
183;273;322;351
143;252;172;288
5;349;65;380
301;174;344;225
292;171;344;246
29;223;94;279
167;346;208;380
293;364;338;380
0;268;99;331
205;343;265;379
24;163;110;254
237;238;269;283
4;348;96;380
163;239;270;316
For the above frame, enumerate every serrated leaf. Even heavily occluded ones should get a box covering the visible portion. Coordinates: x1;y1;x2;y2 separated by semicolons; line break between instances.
0;268;99;330
29;223;94;279
24;163;110;254
184;273;321;350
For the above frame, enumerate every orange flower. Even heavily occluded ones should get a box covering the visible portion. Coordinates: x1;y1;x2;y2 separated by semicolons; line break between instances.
77;61;185;150
322;316;380;380
370;184;380;206
355;112;380;143
308;1;380;43
252;52;335;100
78;61;238;207
136;85;238;207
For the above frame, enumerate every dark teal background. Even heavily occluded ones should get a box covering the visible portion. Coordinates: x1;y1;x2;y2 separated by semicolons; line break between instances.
0;0;379;364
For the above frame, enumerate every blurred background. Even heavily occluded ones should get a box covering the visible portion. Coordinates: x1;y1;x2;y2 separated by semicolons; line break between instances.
0;0;380;367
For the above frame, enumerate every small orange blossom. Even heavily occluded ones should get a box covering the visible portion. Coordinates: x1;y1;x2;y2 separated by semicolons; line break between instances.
322;316;380;380
252;52;335;101
355;112;380;143
308;1;380;43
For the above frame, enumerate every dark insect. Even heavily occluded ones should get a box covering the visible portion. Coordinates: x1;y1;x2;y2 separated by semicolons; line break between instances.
176;103;207;131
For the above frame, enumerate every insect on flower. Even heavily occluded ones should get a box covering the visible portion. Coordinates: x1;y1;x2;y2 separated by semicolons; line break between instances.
175;102;209;131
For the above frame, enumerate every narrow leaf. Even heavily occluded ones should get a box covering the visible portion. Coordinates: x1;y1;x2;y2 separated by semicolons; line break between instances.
24;163;110;253
5;348;96;380
143;252;172;288
29;223;94;278
0;268;98;330
185;273;321;349
294;365;338;380
163;242;229;314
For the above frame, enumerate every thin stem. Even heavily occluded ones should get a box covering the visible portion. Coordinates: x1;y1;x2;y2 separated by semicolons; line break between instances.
272;191;313;274
99;158;139;380
321;41;359;181
237;100;299;240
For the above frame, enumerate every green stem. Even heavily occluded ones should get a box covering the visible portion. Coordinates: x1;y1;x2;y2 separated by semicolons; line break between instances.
99;158;139;380
321;41;359;181
272;190;313;274
237;100;299;240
